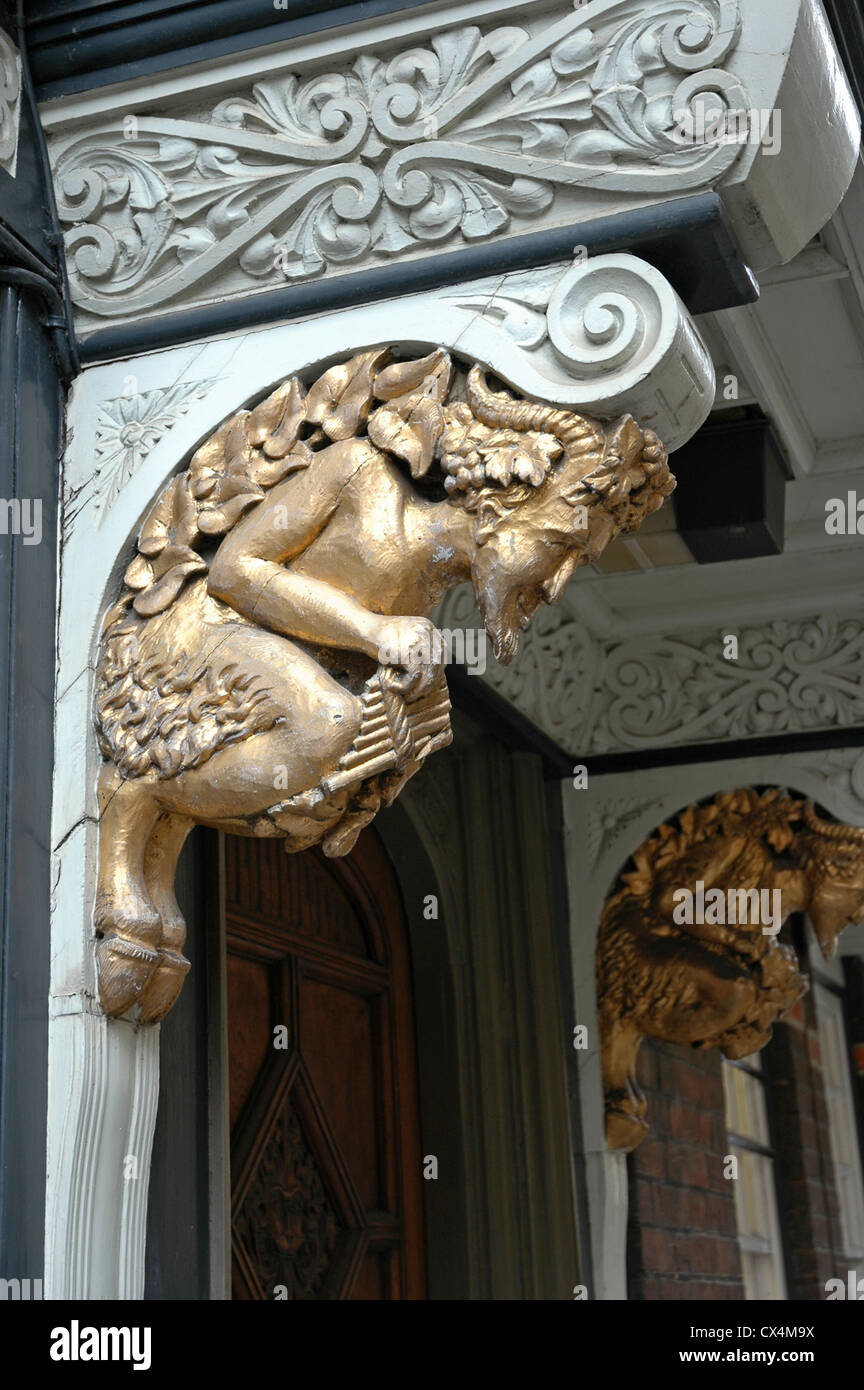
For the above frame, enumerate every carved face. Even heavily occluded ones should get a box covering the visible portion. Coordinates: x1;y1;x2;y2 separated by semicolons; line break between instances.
807;872;864;958
470;483;613;662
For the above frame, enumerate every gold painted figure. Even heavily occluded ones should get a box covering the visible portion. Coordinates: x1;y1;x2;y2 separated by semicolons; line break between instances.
597;789;864;1152
94;348;674;1021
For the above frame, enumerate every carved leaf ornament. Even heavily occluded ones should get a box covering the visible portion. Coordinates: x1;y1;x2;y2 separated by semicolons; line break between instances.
54;1;747;315
0;29;20;175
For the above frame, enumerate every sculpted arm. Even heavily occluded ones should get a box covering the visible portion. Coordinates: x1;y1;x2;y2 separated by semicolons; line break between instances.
207;441;386;656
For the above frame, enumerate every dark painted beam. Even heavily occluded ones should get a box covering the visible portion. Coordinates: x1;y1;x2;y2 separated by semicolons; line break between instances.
0;284;60;1294
824;0;864;120
29;0;864;115
0;3;79;382
27;0;437;98
77;192;758;365
0;2;66;1291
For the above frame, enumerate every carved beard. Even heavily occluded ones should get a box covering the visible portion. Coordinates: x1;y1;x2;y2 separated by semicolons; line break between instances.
477;586;523;665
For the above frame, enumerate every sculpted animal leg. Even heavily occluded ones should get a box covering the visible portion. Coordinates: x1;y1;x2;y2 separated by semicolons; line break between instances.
152;652;364;826
661;945;758;1043
154;724;359;826
137;814;194;1025
95;764;163;1017
601;1014;648;1152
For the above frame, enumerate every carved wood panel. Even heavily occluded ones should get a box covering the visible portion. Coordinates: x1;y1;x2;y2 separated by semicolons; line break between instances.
227;829;426;1299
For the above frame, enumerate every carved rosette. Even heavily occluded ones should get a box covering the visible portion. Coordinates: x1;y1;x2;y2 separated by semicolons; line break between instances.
597;789;864;1152
50;0;747;322
89;378;222;516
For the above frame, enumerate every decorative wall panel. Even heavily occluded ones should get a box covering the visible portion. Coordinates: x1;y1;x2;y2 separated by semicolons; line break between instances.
41;0;860;332
436;588;864;755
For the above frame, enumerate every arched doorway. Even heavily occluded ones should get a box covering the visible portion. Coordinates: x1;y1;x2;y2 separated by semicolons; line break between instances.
226;827;427;1300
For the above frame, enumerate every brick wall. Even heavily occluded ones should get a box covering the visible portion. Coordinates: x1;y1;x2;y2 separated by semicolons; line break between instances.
766;998;847;1299
626;979;849;1301
627;1039;744;1300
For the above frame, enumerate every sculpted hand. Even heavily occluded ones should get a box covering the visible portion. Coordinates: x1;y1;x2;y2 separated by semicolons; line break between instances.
375;616;446;697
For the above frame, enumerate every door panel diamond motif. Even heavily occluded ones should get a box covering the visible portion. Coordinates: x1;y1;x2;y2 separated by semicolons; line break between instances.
227;832;426;1299
234;1087;341;1299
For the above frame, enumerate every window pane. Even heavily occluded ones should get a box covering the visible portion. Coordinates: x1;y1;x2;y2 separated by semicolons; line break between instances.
813;982;864;1260
723;1061;786;1300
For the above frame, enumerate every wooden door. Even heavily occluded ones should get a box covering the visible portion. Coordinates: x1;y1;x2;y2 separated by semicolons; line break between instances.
227;828;426;1300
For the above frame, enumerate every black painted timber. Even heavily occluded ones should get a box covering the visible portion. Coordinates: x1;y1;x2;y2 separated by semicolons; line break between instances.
825;0;864;120
27;0;441;98
144;829;217;1300
77;193;758;366
0;1;67;1291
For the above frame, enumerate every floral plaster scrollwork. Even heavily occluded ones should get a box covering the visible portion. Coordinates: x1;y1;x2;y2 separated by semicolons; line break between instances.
593;618;864;750
433;600;864;754
0;29;21;178
50;0;746;320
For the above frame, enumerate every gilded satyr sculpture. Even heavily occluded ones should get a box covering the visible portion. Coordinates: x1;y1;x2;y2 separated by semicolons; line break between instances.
94;348;674;1022
597;789;864;1152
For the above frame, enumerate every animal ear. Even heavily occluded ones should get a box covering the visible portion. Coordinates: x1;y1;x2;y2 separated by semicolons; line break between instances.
473;495;508;545
543;550;581;604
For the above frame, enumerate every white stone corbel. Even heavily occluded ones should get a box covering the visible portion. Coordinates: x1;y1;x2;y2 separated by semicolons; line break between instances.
543;254;714;446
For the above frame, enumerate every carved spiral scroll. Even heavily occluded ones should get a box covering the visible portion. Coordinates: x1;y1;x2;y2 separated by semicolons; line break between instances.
546;253;696;401
659;0;742;71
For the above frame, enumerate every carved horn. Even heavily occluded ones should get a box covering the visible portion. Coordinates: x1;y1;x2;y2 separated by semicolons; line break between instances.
803;802;864;843
466;365;605;468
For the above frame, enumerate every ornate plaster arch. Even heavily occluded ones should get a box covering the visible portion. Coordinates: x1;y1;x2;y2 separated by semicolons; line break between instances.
46;253;710;1298
565;746;864;1298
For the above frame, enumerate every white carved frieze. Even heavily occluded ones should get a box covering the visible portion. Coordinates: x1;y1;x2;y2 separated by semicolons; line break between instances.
47;3;745;324
41;0;859;332
436;587;864;756
0;28;21;179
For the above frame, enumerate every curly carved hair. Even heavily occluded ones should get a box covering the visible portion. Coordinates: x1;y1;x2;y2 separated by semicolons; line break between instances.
438;368;675;550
